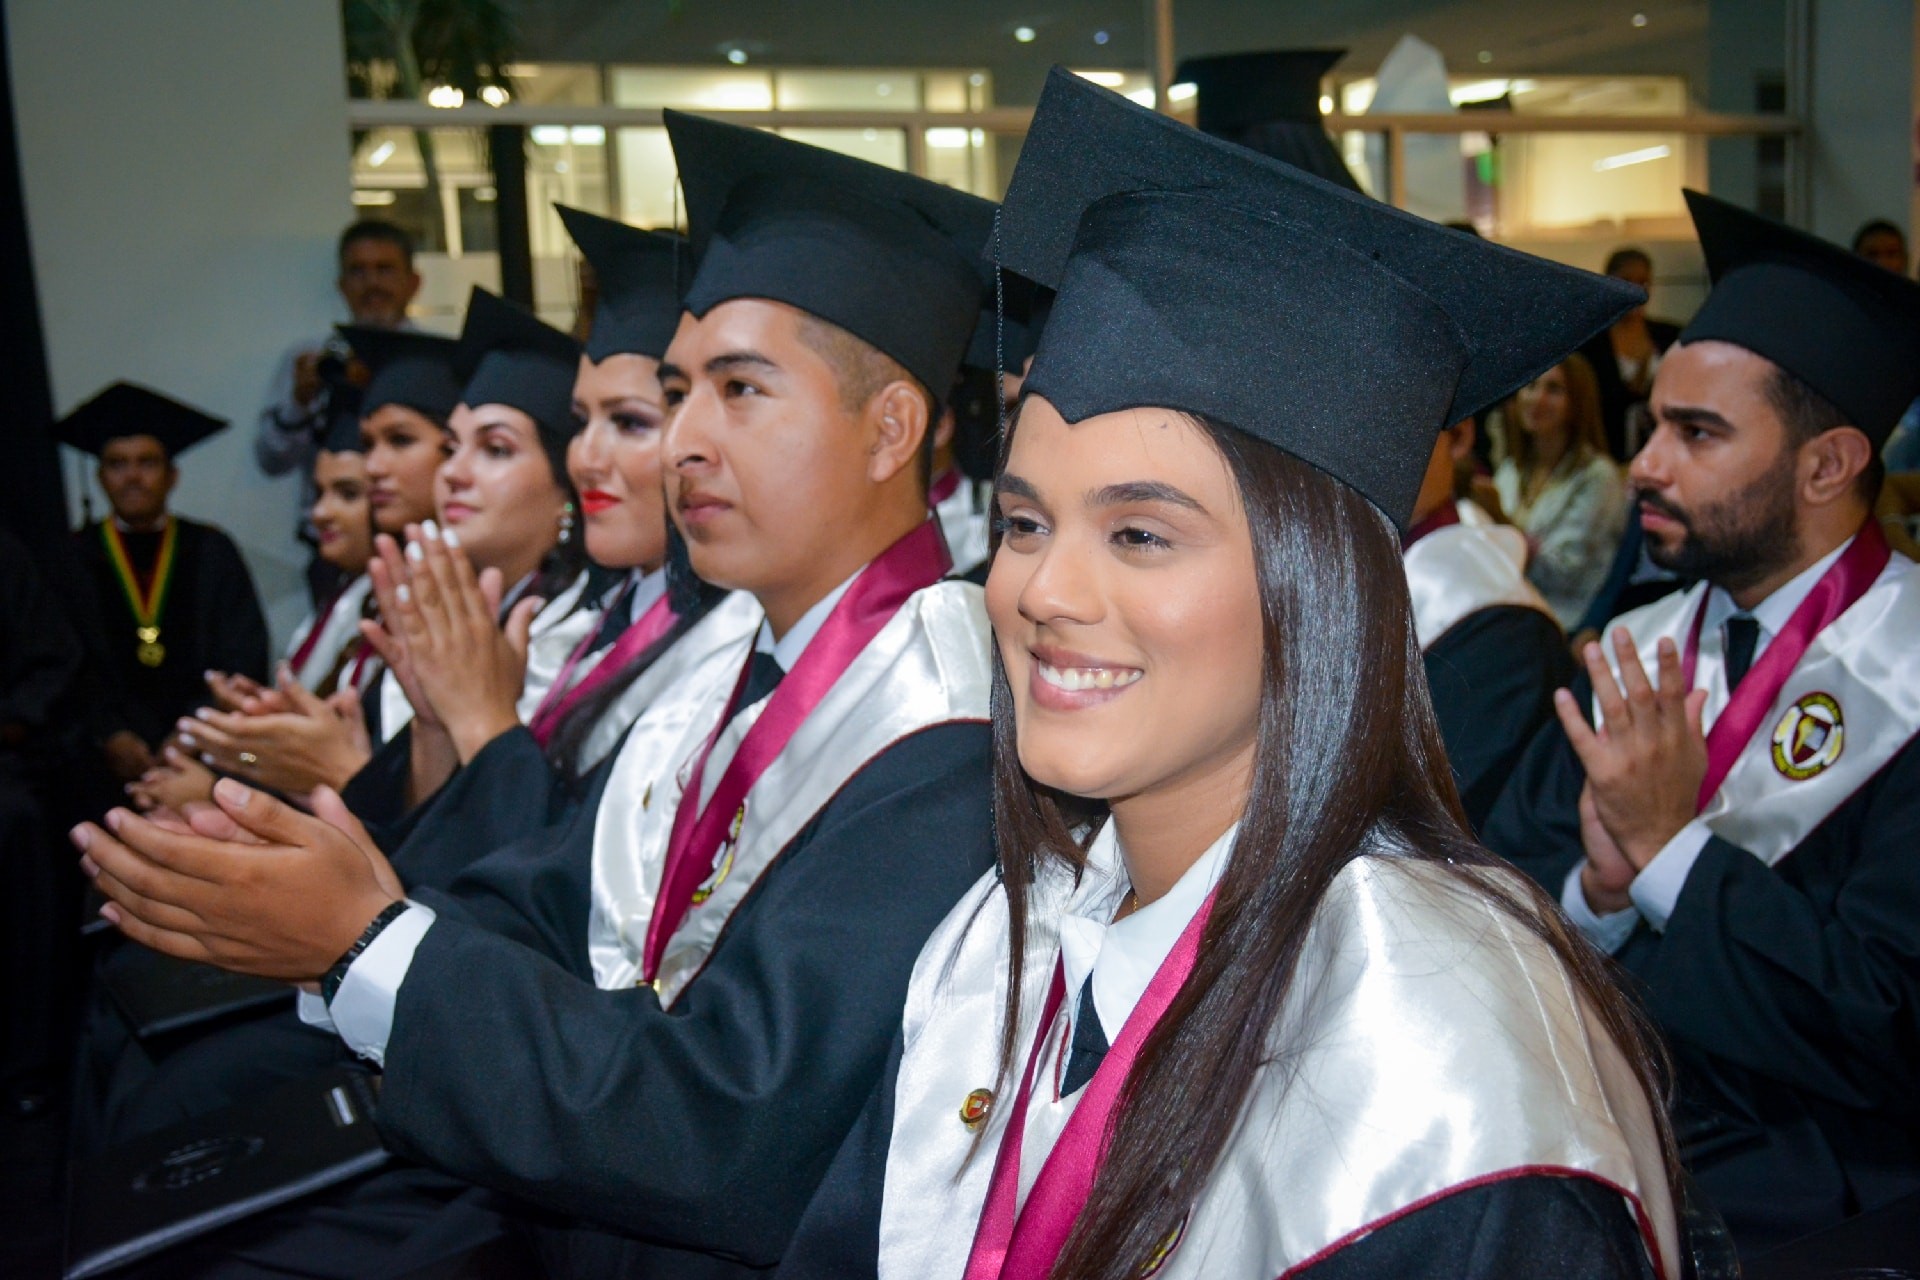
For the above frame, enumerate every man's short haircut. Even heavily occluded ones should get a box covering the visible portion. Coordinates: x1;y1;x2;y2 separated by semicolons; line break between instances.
1604;246;1652;277
1851;219;1905;254
339;219;415;268
1766;362;1882;502
794;314;937;489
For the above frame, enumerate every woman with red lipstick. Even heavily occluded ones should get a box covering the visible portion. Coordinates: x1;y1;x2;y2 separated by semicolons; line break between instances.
180;328;465;799
784;71;1681;1280
343;209;758;884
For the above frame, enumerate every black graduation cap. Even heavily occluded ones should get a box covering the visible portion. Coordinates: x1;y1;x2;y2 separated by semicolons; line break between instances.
999;67;1641;528
556;205;688;363
317;385;365;455
665;109;996;401
1172;50;1360;192
1680;190;1920;445
453;287;583;477
336;325;463;427
56;382;227;459
963;274;1052;376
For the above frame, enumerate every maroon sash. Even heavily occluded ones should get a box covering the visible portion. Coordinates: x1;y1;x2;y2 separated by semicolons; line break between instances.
640;520;952;982
963;893;1216;1280
1679;523;1890;809
527;583;678;747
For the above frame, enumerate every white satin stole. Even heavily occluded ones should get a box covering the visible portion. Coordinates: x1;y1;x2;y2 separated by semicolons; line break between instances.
587;580;992;1004
878;837;1679;1280
1597;553;1920;865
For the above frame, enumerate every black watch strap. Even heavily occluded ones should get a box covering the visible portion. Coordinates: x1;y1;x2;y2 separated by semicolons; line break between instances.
321;901;411;1006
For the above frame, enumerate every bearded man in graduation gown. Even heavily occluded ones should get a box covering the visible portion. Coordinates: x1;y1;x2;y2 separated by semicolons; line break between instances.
74;113;998;1278
1483;191;1920;1257
1403;419;1573;829
61;383;269;784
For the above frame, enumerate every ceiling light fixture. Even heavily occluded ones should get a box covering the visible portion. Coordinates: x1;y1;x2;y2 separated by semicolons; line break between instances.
1593;143;1671;171
727;48;749;65
366;140;396;167
1014;25;1036;43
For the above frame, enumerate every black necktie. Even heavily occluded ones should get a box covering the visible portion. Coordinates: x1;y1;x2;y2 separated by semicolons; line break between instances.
737;651;785;713
1723;615;1760;691
1060;978;1109;1097
589;585;638;656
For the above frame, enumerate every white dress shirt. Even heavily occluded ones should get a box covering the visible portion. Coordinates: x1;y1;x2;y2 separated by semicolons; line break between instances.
1019;820;1235;1205
1561;537;1854;951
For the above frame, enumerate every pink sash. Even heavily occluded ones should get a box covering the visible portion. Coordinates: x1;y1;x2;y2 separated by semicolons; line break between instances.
929;468;964;508
962;892;1217;1280
640;520;953;982
289;587;345;673
527;584;678;746
1679;522;1890;809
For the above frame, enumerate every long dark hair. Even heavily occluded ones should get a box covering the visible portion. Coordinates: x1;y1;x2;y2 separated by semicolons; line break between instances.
543;524;726;785
988;411;1677;1280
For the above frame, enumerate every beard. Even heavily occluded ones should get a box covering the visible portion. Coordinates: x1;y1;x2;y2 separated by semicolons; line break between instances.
1637;449;1801;594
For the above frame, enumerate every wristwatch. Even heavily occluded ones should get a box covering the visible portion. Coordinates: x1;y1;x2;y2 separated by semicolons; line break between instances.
321;901;411;1006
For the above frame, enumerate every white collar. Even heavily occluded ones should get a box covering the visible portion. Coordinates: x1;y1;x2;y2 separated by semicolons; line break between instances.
754;567;863;671
1059;820;1237;1044
1700;535;1853;645
627;564;668;618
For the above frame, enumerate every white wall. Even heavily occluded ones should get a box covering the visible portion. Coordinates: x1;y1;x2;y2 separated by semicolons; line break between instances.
1807;0;1916;243
10;0;353;648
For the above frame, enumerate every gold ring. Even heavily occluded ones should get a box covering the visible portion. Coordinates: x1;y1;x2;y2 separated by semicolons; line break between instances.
237;751;259;766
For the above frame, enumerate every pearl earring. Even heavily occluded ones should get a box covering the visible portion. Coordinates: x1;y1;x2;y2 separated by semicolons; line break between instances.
558;502;576;544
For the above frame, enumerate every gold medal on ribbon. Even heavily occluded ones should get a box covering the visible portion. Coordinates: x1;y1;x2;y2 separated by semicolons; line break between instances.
101;518;178;670
135;626;166;668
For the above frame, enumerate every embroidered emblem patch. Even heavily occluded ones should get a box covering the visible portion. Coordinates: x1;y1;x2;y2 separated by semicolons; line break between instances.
1771;692;1844;780
691;805;746;905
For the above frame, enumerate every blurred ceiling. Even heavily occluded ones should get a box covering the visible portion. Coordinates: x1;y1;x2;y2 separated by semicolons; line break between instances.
505;0;1719;102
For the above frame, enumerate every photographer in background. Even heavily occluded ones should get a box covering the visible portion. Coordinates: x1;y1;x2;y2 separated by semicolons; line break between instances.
256;220;422;599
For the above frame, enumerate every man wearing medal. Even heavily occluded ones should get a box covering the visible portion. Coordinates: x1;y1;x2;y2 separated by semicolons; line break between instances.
59;382;269;783
1487;191;1920;1255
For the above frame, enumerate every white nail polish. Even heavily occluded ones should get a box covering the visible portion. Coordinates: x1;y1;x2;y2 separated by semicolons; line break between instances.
443;528;460;549
179;733;197;749
423;519;440;540
397;584;412;604
406;541;424;563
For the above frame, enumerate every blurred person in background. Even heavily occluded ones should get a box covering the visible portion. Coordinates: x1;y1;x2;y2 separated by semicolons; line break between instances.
257;220;422;601
1493;353;1627;629
60;383;269;786
1579;247;1682;461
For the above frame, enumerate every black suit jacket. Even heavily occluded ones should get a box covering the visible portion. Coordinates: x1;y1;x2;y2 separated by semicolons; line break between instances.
1484;680;1920;1255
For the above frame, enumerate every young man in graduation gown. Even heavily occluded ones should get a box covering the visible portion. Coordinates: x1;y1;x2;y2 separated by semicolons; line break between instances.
61;383;269;784
1483;191;1920;1256
1403;419;1574;829
75;112;998;1278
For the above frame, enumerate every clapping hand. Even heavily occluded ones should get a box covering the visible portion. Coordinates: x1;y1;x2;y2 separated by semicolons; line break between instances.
1553;628;1709;899
362;522;542;764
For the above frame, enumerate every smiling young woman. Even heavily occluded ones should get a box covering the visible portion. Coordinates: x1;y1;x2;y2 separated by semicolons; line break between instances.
779;69;1682;1280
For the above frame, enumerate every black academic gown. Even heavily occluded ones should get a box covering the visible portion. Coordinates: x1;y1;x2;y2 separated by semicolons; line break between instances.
1422;604;1575;832
71;518;269;749
358;721;995;1277
778;1040;1657;1280
1484;680;1920;1256
0;528;87;1084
